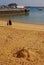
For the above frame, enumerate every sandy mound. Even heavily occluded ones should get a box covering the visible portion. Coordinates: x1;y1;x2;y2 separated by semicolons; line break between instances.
12;47;40;61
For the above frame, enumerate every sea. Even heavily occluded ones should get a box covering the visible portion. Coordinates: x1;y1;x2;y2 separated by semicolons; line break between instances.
0;7;44;24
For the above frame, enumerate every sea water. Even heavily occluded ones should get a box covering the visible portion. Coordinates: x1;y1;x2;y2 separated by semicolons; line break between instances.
0;7;44;24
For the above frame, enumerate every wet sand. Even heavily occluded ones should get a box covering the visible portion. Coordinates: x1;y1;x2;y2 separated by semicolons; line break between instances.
0;20;44;65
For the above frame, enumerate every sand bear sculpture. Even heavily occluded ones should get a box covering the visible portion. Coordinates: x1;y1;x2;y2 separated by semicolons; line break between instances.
13;47;40;61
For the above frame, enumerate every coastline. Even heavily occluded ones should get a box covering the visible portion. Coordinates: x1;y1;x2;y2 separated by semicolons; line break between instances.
0;19;44;31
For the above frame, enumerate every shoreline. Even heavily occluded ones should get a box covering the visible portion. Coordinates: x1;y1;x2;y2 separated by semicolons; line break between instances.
0;18;44;25
0;19;44;31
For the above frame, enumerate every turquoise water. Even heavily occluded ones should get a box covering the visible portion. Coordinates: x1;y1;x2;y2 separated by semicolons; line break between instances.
0;7;44;24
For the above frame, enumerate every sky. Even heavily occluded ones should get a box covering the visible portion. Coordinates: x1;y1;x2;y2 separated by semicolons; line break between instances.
0;0;44;6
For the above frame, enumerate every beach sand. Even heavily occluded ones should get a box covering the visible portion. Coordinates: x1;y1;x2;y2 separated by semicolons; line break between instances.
0;20;44;65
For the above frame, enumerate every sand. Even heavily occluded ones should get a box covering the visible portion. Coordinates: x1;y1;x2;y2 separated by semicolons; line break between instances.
0;20;44;65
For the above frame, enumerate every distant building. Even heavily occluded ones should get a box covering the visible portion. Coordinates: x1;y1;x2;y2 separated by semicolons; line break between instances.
8;3;17;8
17;5;24;8
0;5;9;9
